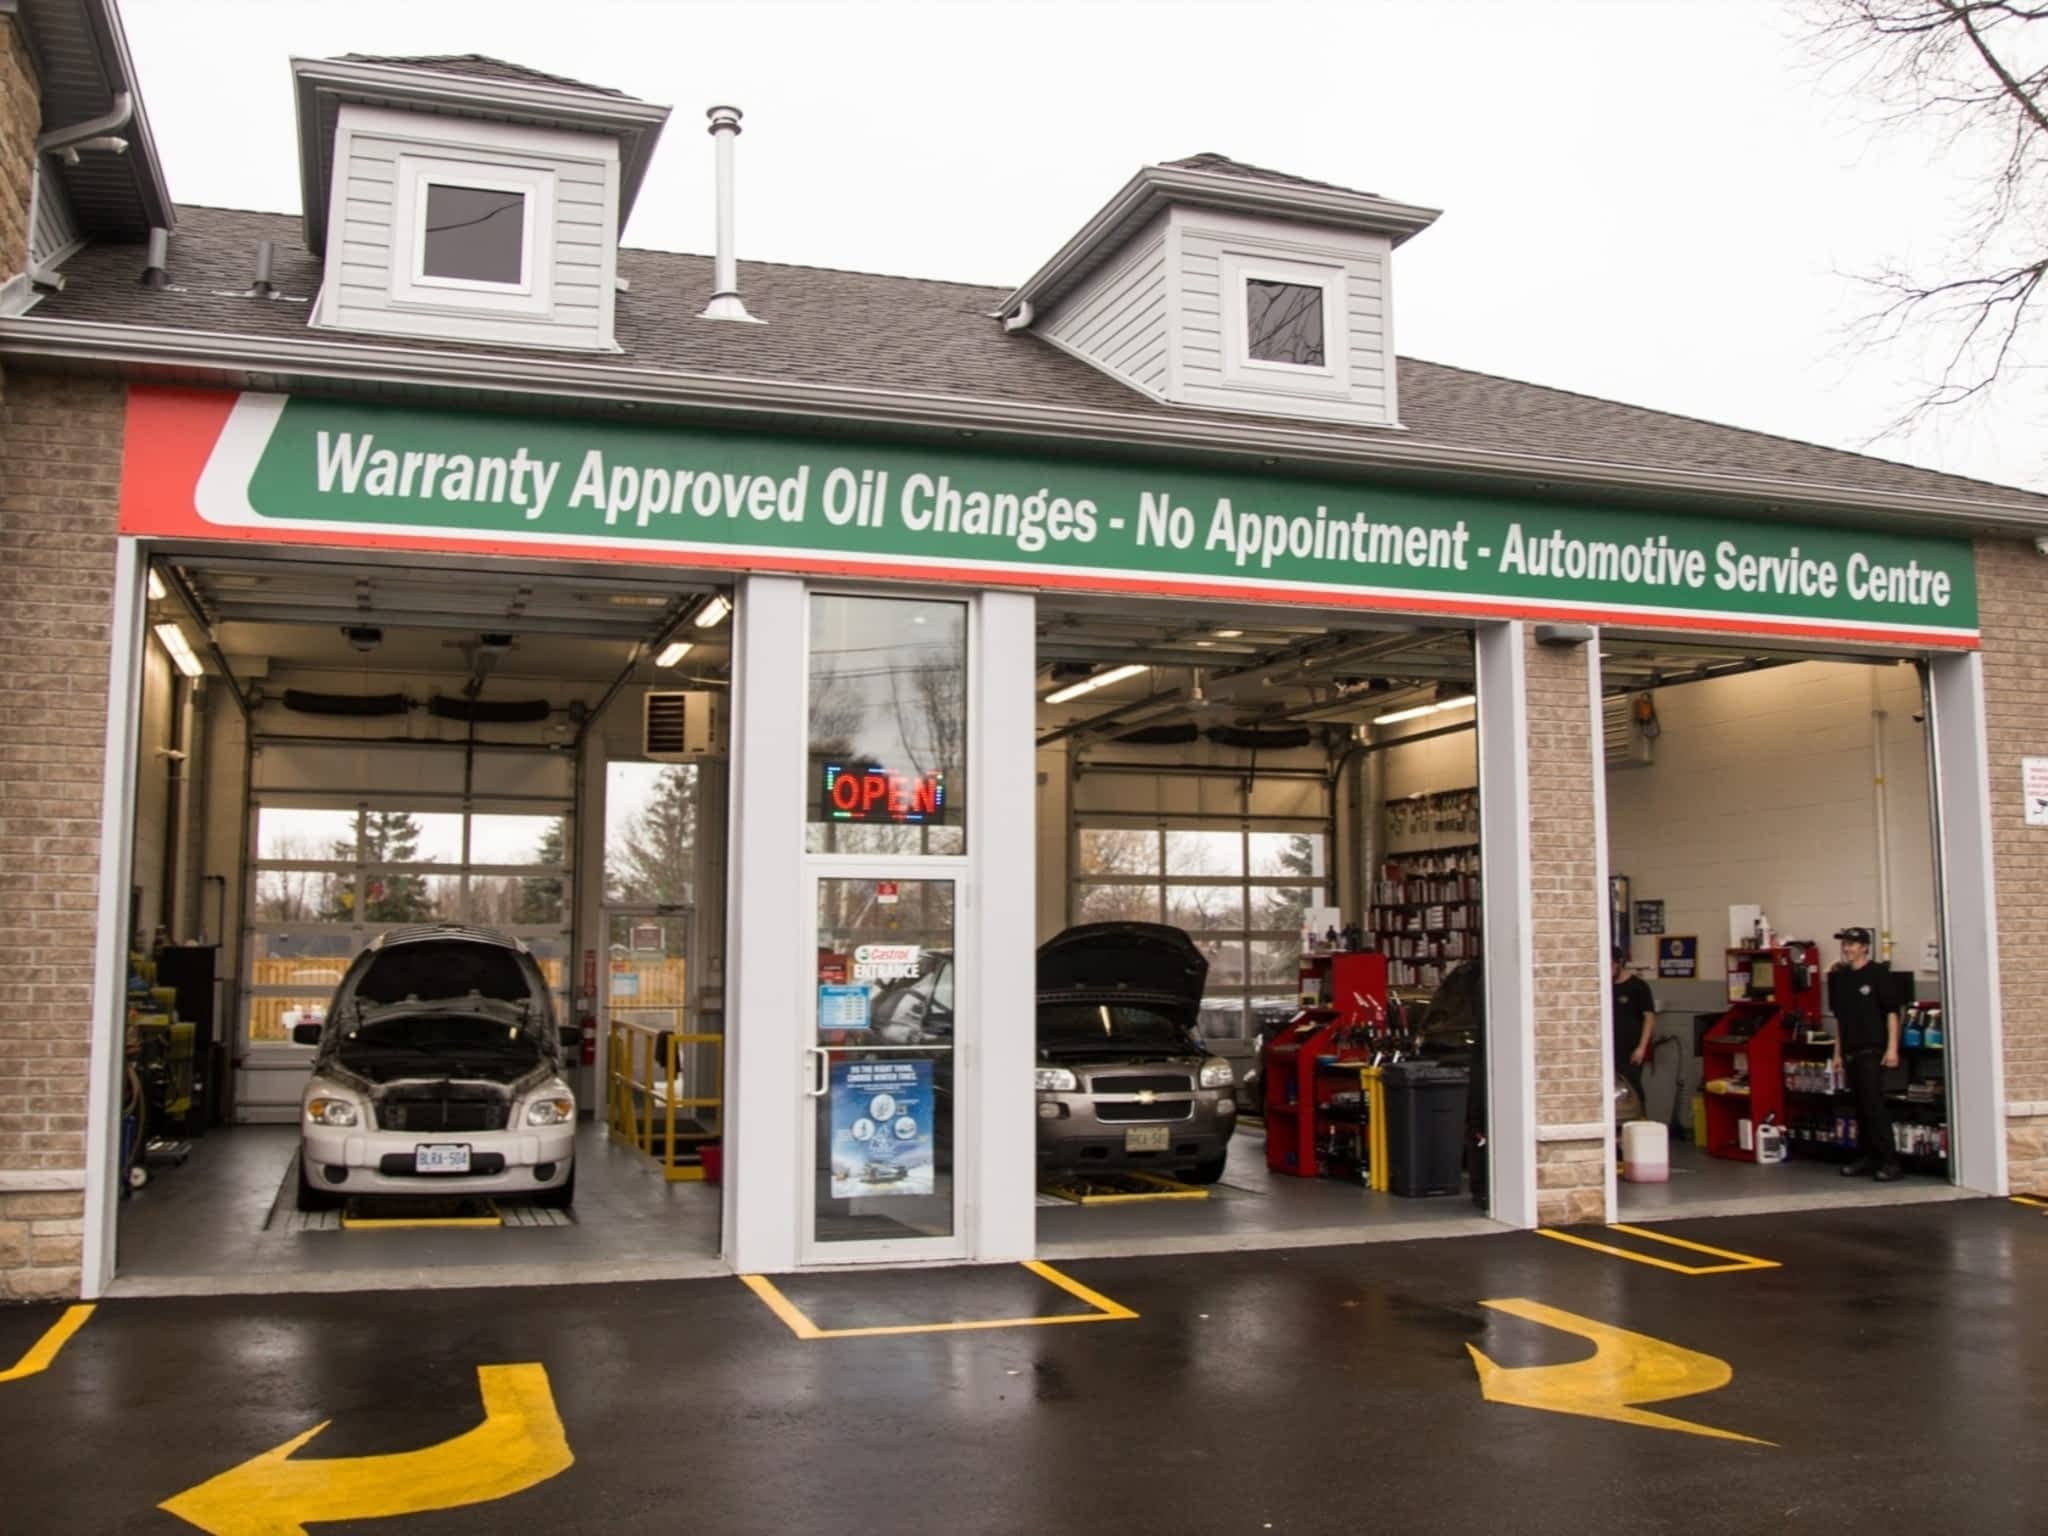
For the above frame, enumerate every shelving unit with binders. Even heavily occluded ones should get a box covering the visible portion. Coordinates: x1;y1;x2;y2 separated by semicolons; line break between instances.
1371;790;1482;991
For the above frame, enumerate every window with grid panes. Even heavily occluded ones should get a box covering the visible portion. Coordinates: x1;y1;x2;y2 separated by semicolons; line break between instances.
1072;823;1328;1038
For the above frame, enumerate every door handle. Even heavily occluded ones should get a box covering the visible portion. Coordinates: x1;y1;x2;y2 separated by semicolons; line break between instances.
805;1045;830;1098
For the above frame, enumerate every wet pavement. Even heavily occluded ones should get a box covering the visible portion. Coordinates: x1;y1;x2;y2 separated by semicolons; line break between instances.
3;1199;2044;1534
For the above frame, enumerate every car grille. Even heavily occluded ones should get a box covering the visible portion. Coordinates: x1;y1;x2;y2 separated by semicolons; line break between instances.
1096;1100;1195;1122
376;1093;511;1133
1090;1073;1194;1094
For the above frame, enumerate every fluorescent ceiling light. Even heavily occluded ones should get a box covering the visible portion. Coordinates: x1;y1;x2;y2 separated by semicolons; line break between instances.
693;594;732;628
1044;662;1147;705
1213;628;1244;639
1373;693;1475;727
655;640;694;667
153;622;203;678
146;569;167;601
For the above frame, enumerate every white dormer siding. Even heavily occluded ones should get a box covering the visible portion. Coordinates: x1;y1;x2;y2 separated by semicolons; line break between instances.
312;104;621;352
1171;208;1393;427
1041;218;1171;399
1034;206;1397;427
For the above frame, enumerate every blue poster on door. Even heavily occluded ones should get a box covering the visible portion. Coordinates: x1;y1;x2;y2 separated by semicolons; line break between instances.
828;1058;934;1199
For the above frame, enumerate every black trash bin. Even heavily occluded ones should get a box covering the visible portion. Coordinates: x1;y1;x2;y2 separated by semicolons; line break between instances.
1383;1060;1470;1197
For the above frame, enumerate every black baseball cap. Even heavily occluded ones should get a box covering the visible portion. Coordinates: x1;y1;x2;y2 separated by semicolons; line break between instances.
1833;927;1873;946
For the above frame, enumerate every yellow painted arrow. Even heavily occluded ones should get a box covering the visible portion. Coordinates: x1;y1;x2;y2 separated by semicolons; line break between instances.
1467;1298;1773;1445
0;1303;93;1383
160;1363;572;1535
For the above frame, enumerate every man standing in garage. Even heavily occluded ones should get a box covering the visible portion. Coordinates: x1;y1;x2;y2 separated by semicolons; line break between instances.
1829;927;1903;1181
1612;947;1657;1105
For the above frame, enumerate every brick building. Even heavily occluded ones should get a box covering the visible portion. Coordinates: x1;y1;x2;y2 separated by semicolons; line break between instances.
1;0;2044;1301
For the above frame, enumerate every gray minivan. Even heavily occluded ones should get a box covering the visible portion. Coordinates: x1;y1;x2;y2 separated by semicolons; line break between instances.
1035;922;1238;1184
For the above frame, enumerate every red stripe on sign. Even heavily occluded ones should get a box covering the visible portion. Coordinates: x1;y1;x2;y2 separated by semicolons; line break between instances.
119;387;240;535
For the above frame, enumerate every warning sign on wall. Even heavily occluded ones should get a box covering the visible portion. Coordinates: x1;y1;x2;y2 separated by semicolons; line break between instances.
2025;757;2048;826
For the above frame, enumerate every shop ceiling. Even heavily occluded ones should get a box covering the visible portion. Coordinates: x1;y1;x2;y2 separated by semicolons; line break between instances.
154;550;728;683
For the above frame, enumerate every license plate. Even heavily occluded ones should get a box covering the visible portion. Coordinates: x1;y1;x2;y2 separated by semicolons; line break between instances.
414;1144;472;1174
1124;1126;1171;1153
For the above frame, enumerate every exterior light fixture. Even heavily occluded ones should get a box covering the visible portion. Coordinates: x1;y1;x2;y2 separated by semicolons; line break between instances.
1372;693;1475;726
153;621;203;678
1044;663;1146;705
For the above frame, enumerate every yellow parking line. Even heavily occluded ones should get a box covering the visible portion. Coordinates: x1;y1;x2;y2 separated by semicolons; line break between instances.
741;1261;1136;1340
0;1304;94;1383
1538;1225;1779;1276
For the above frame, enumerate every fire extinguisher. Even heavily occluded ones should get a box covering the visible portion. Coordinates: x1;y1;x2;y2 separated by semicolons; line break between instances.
580;1015;597;1067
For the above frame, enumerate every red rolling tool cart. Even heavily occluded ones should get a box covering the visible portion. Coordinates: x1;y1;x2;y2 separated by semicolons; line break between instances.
1263;951;1390;1177
1700;942;1821;1162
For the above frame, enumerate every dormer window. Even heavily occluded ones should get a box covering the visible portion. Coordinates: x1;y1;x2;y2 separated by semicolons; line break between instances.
1245;278;1325;367
1220;250;1346;397
294;55;673;353
391;156;555;316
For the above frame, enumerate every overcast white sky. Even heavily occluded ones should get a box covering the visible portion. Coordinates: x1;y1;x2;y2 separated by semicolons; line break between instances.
119;0;2045;493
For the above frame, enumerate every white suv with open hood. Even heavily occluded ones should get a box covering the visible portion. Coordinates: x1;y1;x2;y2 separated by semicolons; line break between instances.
293;924;576;1211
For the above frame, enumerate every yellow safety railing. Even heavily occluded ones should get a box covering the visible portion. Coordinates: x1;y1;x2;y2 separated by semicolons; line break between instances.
606;1010;723;1182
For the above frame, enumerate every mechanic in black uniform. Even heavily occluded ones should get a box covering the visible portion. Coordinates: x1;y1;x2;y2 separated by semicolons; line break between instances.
1827;926;1902;1180
1612;947;1657;1105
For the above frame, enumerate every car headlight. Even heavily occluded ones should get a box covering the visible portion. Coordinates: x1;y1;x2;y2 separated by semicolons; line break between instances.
1035;1067;1078;1092
1199;1059;1235;1089
526;1096;576;1126
305;1096;359;1127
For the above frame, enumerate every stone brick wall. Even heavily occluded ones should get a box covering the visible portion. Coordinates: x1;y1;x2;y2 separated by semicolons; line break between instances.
0;16;39;283
1974;535;2048;1194
1524;632;1608;1225
0;372;126;1300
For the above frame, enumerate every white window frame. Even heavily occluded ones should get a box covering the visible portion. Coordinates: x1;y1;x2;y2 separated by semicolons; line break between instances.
392;155;556;317
1221;251;1349;397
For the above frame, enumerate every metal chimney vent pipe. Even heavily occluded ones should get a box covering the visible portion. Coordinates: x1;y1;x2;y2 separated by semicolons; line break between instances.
251;240;276;298
700;105;760;323
139;227;170;289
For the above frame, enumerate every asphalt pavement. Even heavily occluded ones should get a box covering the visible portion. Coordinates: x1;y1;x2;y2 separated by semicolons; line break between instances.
3;1198;2044;1534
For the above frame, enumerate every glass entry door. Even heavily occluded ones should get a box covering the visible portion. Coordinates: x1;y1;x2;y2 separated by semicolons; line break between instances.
804;873;961;1259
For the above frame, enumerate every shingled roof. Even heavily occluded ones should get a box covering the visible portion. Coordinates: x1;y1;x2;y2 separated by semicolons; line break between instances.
22;204;2048;513
335;53;630;98
1160;153;1380;200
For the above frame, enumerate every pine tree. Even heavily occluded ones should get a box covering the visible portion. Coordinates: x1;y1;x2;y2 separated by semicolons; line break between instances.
326;809;436;924
515;817;568;923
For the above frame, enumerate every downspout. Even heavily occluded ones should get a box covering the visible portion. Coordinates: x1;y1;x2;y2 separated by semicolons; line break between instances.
26;90;136;289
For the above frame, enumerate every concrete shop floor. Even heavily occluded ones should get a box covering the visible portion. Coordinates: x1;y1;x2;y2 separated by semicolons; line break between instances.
112;1122;723;1296
1618;1138;1967;1222
1034;1125;1494;1258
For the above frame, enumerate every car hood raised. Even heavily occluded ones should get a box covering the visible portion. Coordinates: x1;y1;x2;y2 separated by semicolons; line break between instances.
1035;922;1208;1031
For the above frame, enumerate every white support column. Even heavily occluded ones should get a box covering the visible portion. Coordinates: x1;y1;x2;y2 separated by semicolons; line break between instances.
722;575;808;1273
968;590;1036;1262
1926;651;2007;1196
1586;634;1618;1224
81;538;146;1299
1476;621;1538;1228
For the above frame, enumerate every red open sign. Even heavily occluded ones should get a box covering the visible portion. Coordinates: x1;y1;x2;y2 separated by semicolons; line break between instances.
823;764;946;824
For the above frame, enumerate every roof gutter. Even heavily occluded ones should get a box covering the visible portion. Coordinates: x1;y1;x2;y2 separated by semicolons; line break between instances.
1;314;2042;535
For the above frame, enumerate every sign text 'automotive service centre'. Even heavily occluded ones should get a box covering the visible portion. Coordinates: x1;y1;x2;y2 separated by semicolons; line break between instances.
121;390;1980;646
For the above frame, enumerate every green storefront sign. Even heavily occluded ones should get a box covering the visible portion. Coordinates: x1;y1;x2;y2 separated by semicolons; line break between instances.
140;390;1979;645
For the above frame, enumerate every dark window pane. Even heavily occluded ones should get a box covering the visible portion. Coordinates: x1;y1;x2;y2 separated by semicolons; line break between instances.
1246;279;1325;366
807;596;967;854
422;184;526;284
